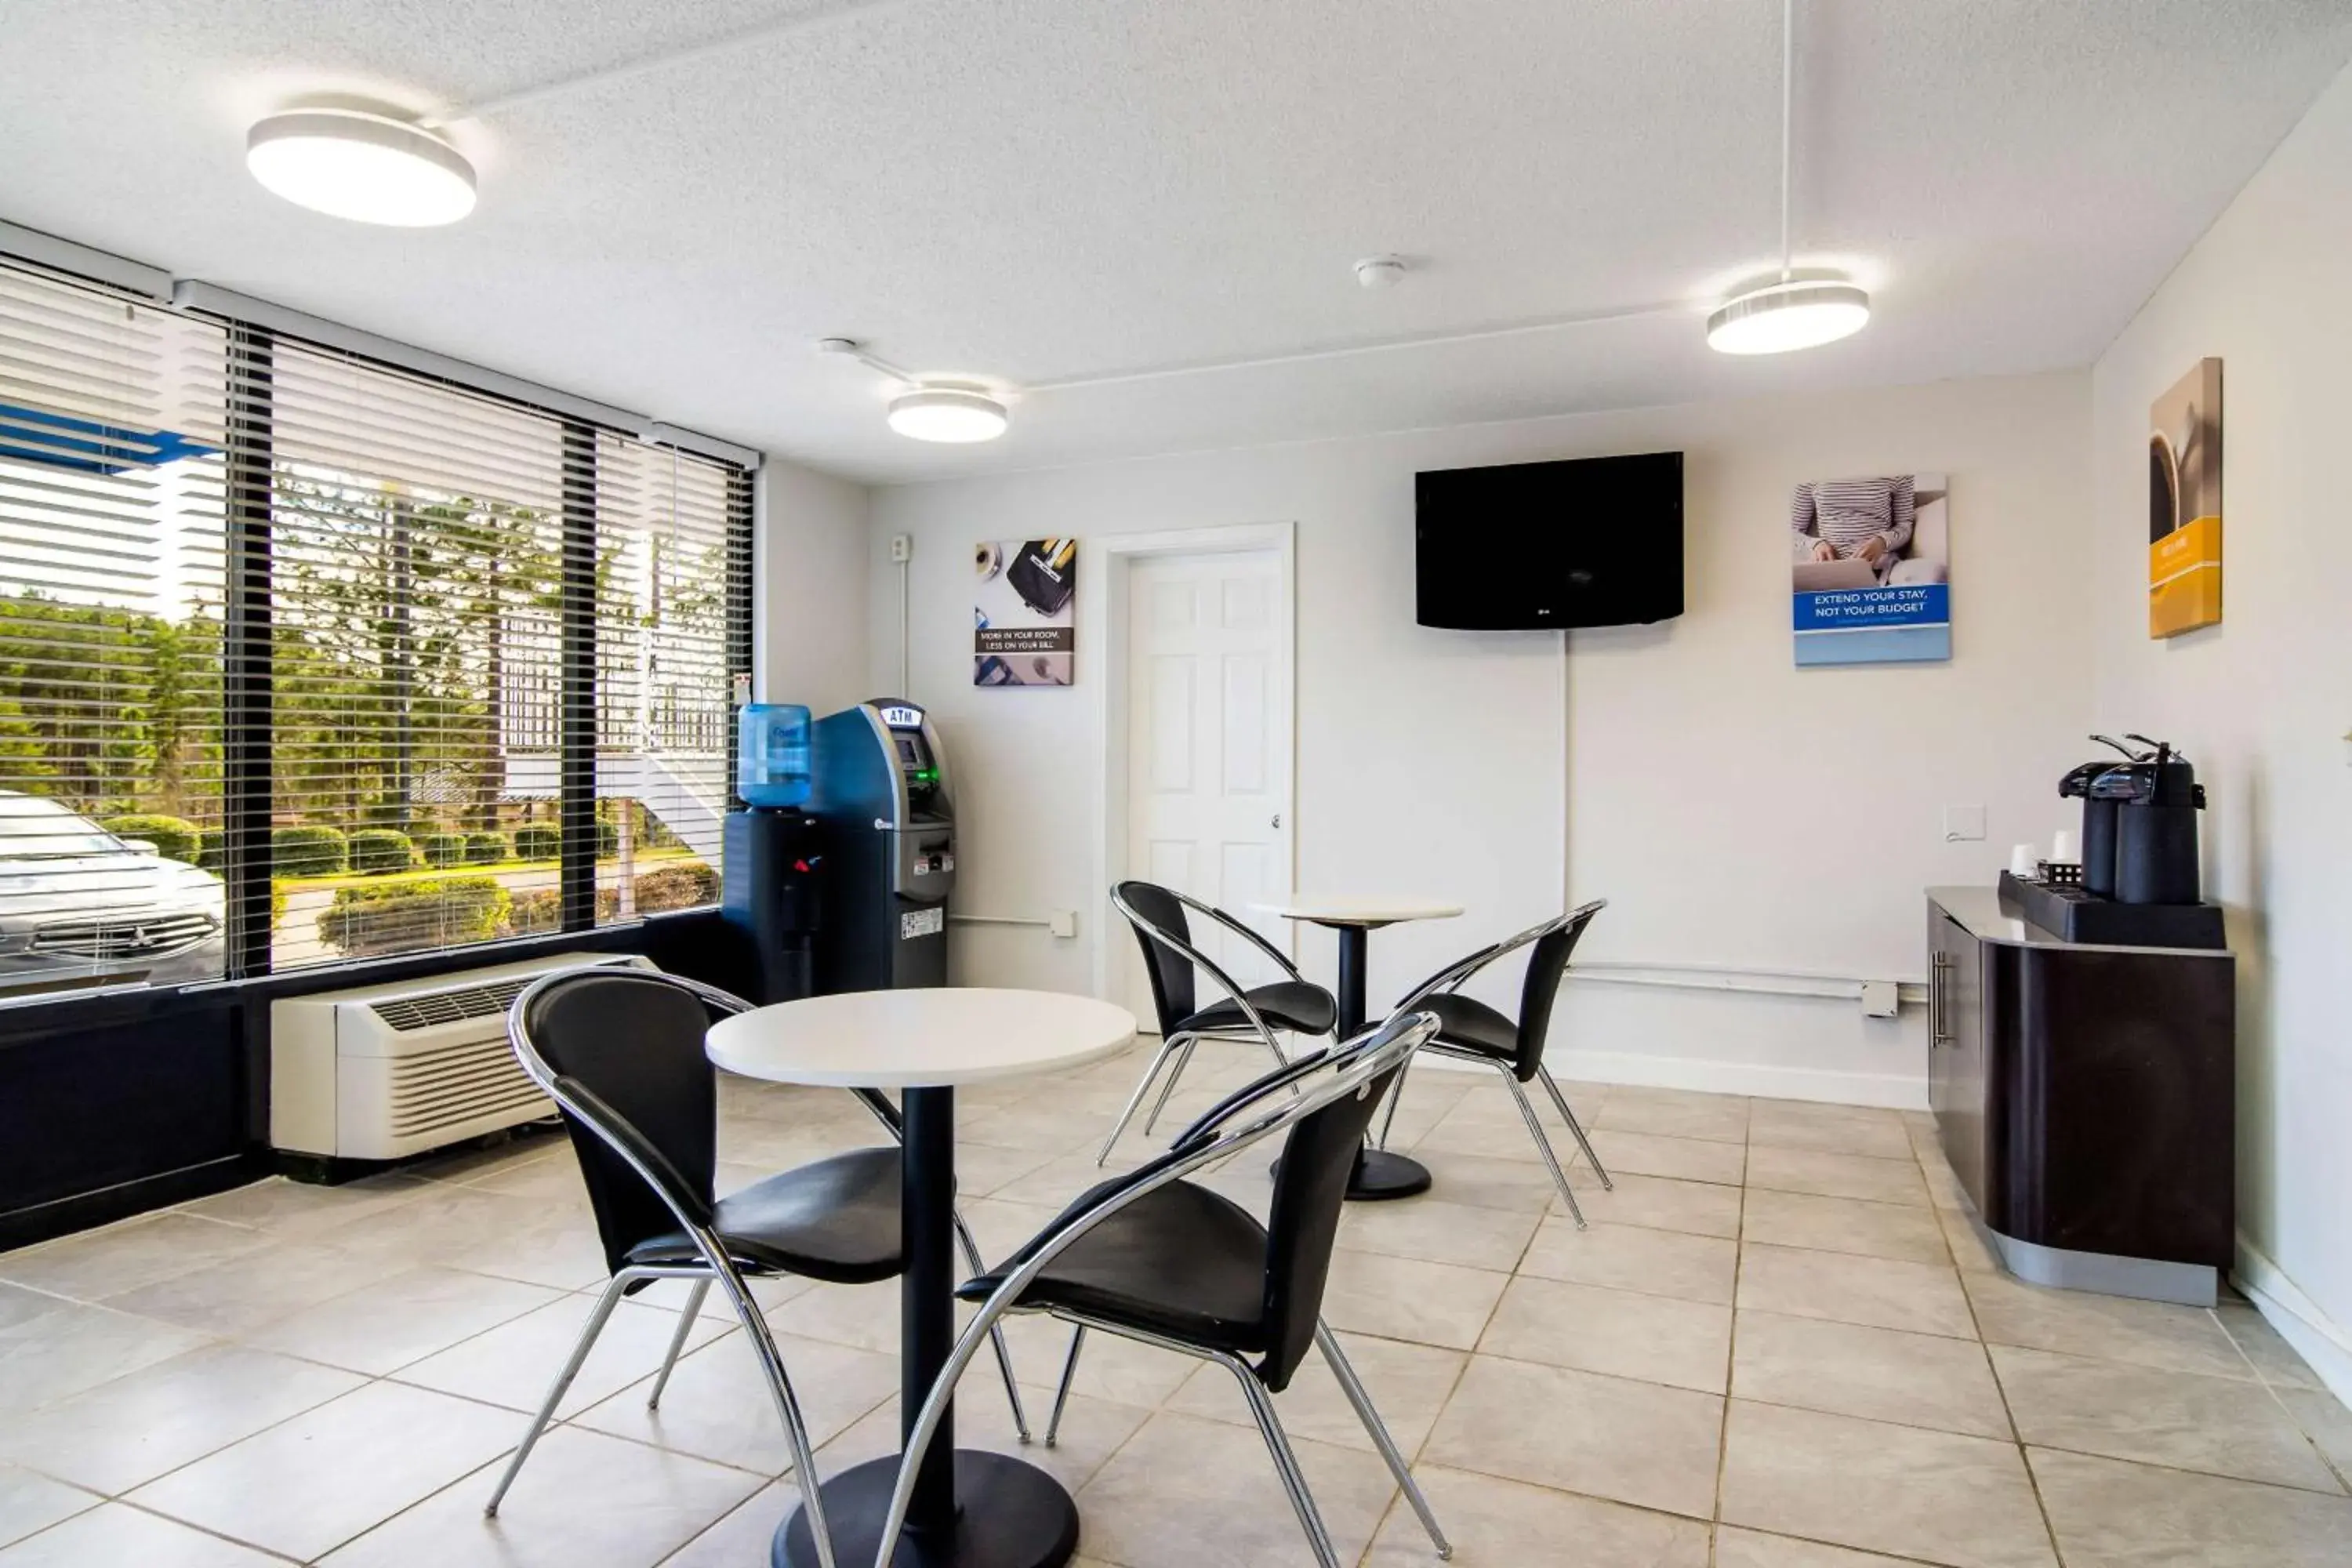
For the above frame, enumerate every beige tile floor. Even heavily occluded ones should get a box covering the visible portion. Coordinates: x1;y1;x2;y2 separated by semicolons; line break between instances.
2;1040;2347;1566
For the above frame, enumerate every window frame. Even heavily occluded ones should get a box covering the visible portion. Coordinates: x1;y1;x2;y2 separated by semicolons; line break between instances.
0;254;756;1000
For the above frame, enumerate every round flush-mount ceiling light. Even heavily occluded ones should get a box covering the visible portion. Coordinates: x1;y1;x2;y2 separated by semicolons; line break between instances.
1705;278;1871;355
886;385;1010;443
247;109;477;227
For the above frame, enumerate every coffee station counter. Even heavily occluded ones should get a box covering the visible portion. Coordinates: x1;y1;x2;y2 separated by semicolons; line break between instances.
1926;885;2234;1306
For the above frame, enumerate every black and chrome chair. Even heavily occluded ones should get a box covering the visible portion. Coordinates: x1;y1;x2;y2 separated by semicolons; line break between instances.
487;967;1029;1567
1381;900;1613;1226
862;1011;1454;1568
1098;879;1338;1165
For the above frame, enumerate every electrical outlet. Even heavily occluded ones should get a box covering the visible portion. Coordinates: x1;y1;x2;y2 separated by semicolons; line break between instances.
1048;909;1079;939
1943;804;1986;842
889;533;913;564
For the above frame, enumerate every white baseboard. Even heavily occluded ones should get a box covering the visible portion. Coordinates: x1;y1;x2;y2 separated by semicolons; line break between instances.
1417;1047;1927;1110
2233;1236;2352;1407
1553;1048;1928;1109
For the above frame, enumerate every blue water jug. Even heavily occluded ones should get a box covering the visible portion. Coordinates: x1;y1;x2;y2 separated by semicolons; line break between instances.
739;703;812;809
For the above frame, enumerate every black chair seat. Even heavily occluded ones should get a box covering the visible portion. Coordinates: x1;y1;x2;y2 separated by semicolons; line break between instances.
628;1147;904;1285
1422;993;1520;1064
1179;979;1337;1040
958;1178;1271;1356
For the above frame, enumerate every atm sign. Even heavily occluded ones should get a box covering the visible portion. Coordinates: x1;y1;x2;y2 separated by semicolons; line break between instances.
878;705;923;729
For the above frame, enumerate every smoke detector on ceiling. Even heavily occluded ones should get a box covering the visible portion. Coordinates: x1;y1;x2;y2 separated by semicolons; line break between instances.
1354;256;1409;289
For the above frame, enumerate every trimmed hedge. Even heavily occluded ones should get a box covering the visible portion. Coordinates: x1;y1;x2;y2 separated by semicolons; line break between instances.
634;862;719;913
348;828;416;874
417;832;466;869
462;830;508;866
272;825;347;877
100;814;201;864
514;823;562;861
316;877;510;958
506;886;620;935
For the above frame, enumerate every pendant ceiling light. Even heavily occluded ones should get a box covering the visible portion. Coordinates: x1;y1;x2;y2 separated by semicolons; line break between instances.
247;109;477;227
822;340;1011;443
1708;0;1867;354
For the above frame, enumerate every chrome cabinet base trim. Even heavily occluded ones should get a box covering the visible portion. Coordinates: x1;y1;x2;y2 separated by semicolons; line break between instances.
1973;1212;2218;1307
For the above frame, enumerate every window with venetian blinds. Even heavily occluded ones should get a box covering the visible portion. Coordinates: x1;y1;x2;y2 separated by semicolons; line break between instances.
0;254;752;999
0;263;231;996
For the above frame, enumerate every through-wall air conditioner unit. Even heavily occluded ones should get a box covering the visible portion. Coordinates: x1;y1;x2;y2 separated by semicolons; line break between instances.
270;951;661;1163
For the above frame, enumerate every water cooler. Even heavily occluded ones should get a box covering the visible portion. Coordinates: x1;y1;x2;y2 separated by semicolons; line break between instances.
808;699;956;991
720;705;824;1004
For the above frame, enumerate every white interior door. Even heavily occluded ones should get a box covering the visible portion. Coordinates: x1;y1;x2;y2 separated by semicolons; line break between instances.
1122;548;1293;1022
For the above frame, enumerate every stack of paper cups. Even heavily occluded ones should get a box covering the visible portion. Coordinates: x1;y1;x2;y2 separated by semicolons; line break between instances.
2052;829;2079;866
2009;844;2038;878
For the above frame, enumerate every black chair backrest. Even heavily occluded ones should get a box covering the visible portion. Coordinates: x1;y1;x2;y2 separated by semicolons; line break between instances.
519;969;720;1276
1115;880;1197;1033
1511;902;1603;1080
1255;1048;1403;1391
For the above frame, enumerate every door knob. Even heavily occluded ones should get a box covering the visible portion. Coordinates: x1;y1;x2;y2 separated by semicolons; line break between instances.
1270;813;1281;829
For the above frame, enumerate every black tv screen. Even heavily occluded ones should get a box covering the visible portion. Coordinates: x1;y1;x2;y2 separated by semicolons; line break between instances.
1416;452;1684;630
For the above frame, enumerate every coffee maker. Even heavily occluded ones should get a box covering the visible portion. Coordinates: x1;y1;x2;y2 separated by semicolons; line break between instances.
2022;735;2223;947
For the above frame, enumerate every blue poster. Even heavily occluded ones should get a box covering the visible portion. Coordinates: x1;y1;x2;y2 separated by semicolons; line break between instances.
1790;473;1951;666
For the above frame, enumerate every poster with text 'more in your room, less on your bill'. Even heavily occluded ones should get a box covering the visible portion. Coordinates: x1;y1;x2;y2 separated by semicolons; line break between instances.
975;539;1076;686
1790;472;1951;666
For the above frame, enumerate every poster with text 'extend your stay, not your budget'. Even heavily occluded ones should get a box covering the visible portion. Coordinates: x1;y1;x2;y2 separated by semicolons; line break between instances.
1791;473;1951;666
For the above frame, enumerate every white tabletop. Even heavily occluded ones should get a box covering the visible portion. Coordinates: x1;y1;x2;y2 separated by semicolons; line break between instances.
706;987;1138;1090
1254;895;1465;929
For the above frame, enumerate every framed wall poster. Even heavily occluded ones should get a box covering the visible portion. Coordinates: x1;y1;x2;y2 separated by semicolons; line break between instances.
2148;358;2223;637
975;539;1076;685
1791;473;1951;666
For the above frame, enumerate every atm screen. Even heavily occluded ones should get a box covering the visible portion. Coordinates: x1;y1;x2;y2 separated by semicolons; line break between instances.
897;733;941;789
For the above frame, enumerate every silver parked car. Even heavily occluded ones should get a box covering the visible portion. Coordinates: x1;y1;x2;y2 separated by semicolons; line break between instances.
0;790;227;996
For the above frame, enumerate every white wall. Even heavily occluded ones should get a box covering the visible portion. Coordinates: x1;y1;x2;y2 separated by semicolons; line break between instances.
2089;58;2352;1395
757;457;872;716
868;369;2095;1106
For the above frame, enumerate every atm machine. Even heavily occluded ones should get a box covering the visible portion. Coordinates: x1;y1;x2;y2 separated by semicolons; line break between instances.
808;699;956;991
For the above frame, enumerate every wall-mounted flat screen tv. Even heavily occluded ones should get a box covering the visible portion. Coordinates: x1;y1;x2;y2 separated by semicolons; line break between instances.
1416;452;1684;629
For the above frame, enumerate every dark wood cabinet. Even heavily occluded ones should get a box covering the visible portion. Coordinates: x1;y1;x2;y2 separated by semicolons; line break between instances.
1926;888;2234;1305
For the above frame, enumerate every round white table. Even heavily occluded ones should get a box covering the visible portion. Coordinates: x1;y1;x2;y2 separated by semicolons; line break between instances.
1254;896;1463;1200
708;988;1136;1568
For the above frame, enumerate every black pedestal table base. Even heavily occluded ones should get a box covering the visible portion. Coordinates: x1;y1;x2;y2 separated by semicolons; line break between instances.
774;1450;1079;1568
1345;1148;1432;1200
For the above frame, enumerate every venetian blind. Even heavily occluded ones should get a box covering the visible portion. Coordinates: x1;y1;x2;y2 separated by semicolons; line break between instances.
591;432;749;924
227;335;572;967
0;260;230;997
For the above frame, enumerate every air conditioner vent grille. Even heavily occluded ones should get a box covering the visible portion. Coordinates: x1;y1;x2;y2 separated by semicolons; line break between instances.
369;975;538;1033
385;1033;550;1138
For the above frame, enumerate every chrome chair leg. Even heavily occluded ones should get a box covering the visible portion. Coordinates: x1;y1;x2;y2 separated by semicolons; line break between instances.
1316;1323;1451;1559
953;1211;1033;1442
1098;1035;1183;1166
647;1278;710;1410
706;1251;838;1568
1537;1065;1613;1190
1221;1352;1341;1568
1502;1069;1587;1229
486;1272;630;1515
1045;1325;1087;1446
1140;1037;1200;1136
